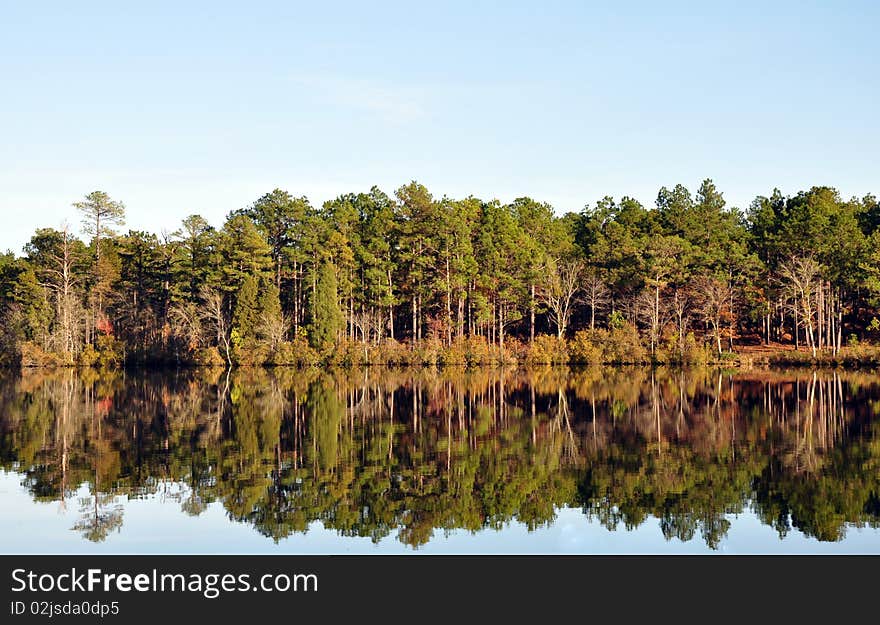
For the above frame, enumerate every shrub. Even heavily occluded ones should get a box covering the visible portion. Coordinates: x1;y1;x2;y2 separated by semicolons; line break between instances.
20;342;71;367
268;338;320;367
413;338;444;366
838;344;880;367
604;322;647;364
462;336;493;366
682;332;711;365
437;336;520;367
325;339;371;368
569;330;605;364
95;335;124;368
608;311;626;329
501;338;527;365
440;337;469;365
525;335;569;365
233;338;269;366
569;324;646;364
372;339;415;366
194;346;227;367
659;331;712;365
77;344;99;367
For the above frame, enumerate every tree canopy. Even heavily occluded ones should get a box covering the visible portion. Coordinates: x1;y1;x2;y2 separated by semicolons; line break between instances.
2;181;880;367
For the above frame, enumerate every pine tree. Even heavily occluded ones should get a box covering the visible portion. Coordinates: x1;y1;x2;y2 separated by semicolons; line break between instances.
73;191;125;316
74;191;125;263
233;273;259;342
307;262;344;350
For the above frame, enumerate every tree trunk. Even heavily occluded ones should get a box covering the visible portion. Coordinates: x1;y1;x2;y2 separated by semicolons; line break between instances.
818;282;824;351
530;283;535;344
498;304;505;353
292;260;299;337
653;283;659;356
445;255;452;345
678;308;685;359
457;295;465;339
411;294;417;346
728;289;735;351
387;268;394;341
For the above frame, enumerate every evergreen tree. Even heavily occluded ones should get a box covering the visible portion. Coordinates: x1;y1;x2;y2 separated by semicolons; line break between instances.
307;262;344;350
173;214;217;303
395;181;439;341
73;191;126;320
232;273;259;342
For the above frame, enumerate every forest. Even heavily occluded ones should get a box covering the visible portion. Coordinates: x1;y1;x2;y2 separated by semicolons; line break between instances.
1;180;879;367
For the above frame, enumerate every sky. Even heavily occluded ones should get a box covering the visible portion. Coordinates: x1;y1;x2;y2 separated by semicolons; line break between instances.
3;473;879;554
1;1;878;253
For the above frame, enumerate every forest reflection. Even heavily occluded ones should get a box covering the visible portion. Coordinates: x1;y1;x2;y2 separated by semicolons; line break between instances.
1;366;879;549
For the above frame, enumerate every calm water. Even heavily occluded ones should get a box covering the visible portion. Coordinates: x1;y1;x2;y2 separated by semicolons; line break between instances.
1;366;879;554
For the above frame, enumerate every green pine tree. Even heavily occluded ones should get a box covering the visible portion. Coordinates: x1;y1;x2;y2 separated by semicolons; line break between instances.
307;262;344;350
233;274;259;342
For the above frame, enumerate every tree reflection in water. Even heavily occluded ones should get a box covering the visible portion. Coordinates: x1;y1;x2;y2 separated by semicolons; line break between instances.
0;366;878;549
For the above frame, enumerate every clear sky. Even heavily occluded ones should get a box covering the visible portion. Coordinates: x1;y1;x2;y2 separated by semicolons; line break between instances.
4;473;879;554
1;1;877;253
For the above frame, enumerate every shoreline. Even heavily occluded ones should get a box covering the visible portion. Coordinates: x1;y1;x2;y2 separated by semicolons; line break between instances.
5;346;880;371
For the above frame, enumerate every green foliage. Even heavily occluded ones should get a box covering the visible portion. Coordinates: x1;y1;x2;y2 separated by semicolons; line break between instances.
233;338;270;367
194;346;226;366
607;310;626;329
221;214;273;292
306;380;344;471
95;335;124;368
232;274;259;340
173;214;218;301
73;190;126;240
4;178;880;369
306;262;344;350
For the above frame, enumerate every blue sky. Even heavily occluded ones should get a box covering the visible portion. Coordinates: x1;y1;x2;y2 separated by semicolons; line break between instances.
1;1;877;252
4;473;879;554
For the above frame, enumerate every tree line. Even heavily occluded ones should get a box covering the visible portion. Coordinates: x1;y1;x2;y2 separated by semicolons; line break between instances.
1;180;878;367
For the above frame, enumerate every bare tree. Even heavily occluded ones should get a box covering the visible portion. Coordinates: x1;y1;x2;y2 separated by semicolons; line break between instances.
350;307;386;345
199;286;232;366
259;311;289;351
168;302;203;355
697;276;736;356
538;258;585;338
35;224;82;358
635;287;670;357
582;270;609;330
669;287;692;359
778;255;821;357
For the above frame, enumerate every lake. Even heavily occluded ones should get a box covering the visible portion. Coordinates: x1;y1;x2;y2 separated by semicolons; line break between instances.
1;366;879;554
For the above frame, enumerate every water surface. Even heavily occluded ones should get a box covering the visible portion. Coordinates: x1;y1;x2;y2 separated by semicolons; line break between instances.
1;367;878;554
